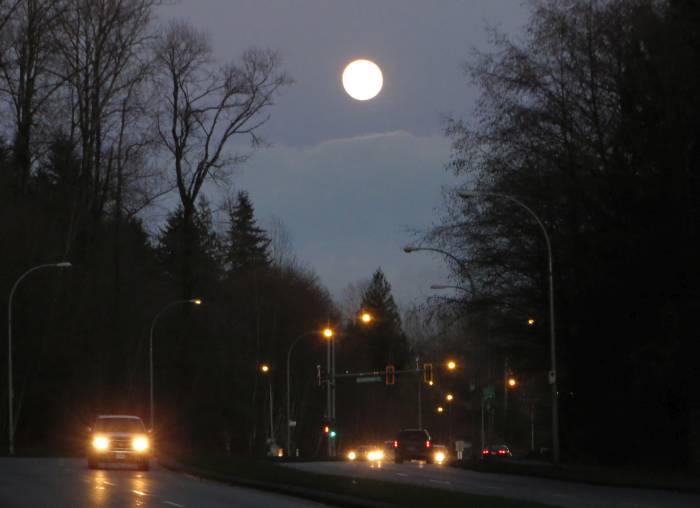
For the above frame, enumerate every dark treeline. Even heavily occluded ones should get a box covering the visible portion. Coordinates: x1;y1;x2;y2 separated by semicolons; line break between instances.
0;0;418;457
420;0;700;469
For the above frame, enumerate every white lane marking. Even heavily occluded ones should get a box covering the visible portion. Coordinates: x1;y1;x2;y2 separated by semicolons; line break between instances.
395;473;409;477
429;479;451;485
102;481;116;486
163;502;185;507
132;490;148;496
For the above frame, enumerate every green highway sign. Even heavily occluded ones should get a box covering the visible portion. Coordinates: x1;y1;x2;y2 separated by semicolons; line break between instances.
356;376;382;383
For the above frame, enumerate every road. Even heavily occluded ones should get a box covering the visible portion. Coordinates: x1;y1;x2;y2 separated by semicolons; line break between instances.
0;457;331;508
285;460;700;508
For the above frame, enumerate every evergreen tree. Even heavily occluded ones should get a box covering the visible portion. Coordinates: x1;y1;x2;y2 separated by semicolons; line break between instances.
357;268;409;369
157;197;222;290
224;191;271;274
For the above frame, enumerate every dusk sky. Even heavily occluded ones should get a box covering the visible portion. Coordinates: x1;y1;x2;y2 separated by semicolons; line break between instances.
158;0;530;306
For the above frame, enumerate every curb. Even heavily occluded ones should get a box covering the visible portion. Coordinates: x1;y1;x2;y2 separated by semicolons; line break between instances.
158;458;399;508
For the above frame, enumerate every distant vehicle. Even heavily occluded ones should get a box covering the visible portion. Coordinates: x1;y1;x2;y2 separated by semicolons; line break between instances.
87;415;151;470
481;444;512;460
432;444;449;464
346;444;384;462
393;429;433;463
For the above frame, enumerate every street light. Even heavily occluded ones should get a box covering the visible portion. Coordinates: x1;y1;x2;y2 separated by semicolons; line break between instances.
446;360;457;371
7;261;72;455
149;298;202;432
437;406;444;413
404;246;476;295
260;363;274;445
286;328;330;456
460;190;560;465
359;311;373;324
446;393;454;402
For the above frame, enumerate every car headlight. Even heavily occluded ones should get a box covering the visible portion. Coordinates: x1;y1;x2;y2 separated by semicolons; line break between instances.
367;450;384;461
347;451;357;461
132;436;149;452
434;451;446;463
92;436;109;450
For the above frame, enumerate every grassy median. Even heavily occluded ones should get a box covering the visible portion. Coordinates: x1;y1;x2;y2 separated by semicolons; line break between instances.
164;455;560;508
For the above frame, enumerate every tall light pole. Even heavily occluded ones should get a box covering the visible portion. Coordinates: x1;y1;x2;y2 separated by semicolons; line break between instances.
459;190;560;465
8;261;72;455
149;298;202;432
260;364;274;444
324;327;334;457
286;329;325;456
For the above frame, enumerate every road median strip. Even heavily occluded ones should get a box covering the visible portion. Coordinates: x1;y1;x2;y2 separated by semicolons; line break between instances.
159;455;559;508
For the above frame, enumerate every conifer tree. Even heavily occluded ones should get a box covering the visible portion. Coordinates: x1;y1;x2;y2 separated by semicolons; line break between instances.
224;191;271;274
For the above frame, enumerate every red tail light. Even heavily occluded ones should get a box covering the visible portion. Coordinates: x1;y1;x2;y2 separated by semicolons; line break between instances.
482;449;489;455
393;440;398;448
425;440;431;448
498;450;506;455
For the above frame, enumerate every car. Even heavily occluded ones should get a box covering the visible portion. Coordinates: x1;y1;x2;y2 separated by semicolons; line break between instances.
432;444;449;464
346;444;384;462
87;415;151;470
481;444;512;460
393;428;433;463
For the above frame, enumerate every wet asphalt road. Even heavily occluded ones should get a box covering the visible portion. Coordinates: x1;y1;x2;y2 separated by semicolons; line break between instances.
285;460;700;508
0;457;332;508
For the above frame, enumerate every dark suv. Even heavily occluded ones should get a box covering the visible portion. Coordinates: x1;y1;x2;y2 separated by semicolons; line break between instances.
393;429;433;463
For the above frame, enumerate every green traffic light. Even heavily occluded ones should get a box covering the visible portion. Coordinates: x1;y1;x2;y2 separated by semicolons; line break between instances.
329;430;337;438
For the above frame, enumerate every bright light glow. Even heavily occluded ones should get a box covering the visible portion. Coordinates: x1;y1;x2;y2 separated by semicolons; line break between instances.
508;377;517;388
193;298;202;305
342;59;383;101
360;312;373;324
367;450;384;461
437;406;444;413
132;436;149;452
434;451;446;464
347;451;357;461
260;364;270;373
92;436;109;450
323;328;334;338
447;361;457;370
446;394;454;402
428;381;434;386
527;318;535;326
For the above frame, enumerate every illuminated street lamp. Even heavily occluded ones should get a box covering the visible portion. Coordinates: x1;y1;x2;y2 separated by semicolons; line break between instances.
446;393;454;402
508;377;517;388
446;360;457;371
527;318;536;327
437;406;444;413
360;311;373;324
8;261;72;455
260;363;274;442
149;298;202;432
460;190;560;464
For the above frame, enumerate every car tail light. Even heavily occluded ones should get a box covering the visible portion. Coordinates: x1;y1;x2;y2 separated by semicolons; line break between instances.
425;440;431;448
498;449;506;455
482;449;489;455
393;440;398;448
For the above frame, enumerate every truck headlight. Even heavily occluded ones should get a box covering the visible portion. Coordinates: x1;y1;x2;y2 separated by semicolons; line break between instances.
92;436;109;450
132;436;149;452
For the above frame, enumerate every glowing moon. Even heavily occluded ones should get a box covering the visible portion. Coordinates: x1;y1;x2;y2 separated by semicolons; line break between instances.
342;59;383;101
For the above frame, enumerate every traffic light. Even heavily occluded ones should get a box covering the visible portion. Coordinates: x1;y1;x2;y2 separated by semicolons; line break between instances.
329;430;337;439
323;425;330;434
423;363;433;384
386;364;395;385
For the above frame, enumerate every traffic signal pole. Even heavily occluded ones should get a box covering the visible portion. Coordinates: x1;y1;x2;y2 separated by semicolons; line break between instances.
326;336;332;458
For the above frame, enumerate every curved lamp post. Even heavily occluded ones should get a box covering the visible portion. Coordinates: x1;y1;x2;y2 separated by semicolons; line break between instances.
403;246;476;296
149;298;202;432
459;190;559;465
285;330;321;457
8;261;72;455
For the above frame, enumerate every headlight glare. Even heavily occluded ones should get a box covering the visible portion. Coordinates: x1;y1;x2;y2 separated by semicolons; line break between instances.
435;451;446;463
92;436;109;450
132;436;149;452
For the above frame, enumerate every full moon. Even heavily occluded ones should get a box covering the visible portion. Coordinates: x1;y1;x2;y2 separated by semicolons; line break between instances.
342;59;383;101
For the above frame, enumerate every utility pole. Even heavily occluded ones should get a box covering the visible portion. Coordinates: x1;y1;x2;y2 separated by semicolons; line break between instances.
416;357;422;428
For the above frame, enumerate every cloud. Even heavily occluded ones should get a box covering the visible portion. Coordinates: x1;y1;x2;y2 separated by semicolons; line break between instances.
229;130;459;305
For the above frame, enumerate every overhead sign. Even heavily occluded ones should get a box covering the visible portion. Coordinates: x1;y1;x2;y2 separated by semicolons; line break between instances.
483;385;496;400
356;376;382;383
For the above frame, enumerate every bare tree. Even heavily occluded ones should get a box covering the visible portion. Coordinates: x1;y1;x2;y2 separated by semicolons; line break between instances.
154;19;291;296
52;0;157;254
0;0;66;192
